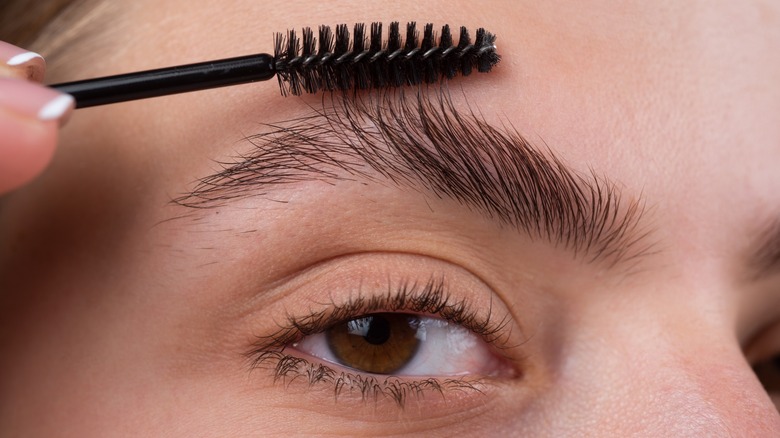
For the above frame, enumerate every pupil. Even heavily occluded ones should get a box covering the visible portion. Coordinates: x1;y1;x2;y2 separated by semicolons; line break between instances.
363;316;391;345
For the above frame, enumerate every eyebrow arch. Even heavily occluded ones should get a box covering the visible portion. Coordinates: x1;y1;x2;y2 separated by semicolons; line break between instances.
173;87;653;267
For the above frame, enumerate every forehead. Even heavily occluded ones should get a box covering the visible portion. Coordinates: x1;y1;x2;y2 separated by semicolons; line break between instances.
51;0;780;244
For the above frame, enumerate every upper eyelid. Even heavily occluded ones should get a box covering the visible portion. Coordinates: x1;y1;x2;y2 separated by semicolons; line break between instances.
237;252;525;367
172;89;654;269
246;276;514;357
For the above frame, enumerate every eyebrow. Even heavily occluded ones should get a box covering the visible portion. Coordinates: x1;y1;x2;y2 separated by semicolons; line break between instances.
173;88;653;267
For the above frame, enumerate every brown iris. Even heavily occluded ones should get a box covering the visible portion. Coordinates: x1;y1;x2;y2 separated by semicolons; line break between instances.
326;313;421;374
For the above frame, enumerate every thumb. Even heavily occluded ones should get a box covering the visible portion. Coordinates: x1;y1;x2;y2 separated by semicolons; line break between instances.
0;41;73;194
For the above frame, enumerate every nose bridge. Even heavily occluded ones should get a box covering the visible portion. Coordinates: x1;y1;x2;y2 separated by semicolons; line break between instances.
536;315;780;437
642;359;758;436
597;330;780;436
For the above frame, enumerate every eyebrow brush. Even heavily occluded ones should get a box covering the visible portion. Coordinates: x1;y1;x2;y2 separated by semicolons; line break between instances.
51;22;500;109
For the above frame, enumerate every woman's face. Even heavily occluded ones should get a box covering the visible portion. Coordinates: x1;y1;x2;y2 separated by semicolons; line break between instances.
2;0;780;435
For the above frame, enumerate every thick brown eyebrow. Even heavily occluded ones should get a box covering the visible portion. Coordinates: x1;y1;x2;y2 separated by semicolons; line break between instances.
173;88;653;267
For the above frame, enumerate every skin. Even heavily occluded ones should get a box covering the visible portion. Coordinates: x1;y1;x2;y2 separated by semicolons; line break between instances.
1;0;780;435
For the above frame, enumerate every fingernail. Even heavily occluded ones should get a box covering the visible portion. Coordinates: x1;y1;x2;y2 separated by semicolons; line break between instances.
0;41;45;82
0;77;74;122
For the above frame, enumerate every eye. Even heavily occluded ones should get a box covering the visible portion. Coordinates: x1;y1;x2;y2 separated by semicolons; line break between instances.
292;312;510;377
246;271;521;407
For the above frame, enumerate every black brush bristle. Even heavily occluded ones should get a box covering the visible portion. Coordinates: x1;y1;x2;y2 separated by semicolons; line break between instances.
439;25;456;79
300;27;317;93
403;22;421;86
475;28;499;73
317;25;335;92
369;22;387;88
334;24;352;92
386;22;403;88
351;23;369;90
456;26;473;77
421;23;437;84
273;21;500;96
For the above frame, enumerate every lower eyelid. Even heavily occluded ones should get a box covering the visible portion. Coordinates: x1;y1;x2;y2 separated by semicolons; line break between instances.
249;349;492;408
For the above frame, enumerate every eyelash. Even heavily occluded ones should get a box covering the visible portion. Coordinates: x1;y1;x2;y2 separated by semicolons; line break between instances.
245;277;514;406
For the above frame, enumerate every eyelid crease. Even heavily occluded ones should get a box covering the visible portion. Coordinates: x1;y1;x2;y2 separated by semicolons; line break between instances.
172;87;654;269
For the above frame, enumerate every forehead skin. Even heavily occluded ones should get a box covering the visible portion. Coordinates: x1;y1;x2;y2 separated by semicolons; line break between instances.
1;0;780;436
43;0;779;264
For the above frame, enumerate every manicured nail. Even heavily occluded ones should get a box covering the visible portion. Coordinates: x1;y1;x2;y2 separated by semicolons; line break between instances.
0;41;45;82
0;77;74;122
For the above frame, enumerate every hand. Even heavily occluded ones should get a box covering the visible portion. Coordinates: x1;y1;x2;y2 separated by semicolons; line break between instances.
0;40;74;194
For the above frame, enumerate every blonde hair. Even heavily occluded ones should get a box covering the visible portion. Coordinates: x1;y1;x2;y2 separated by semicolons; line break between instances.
0;0;79;48
0;0;116;82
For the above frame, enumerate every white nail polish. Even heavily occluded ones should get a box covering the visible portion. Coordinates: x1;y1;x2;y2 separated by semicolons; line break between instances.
37;94;74;121
7;51;43;66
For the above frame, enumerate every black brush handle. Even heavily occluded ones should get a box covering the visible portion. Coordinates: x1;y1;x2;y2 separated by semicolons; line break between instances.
52;53;276;108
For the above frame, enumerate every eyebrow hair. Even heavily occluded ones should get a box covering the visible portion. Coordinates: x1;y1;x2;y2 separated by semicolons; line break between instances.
173;88;653;267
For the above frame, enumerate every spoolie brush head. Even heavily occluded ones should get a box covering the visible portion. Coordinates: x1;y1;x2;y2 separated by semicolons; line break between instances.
273;22;500;96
